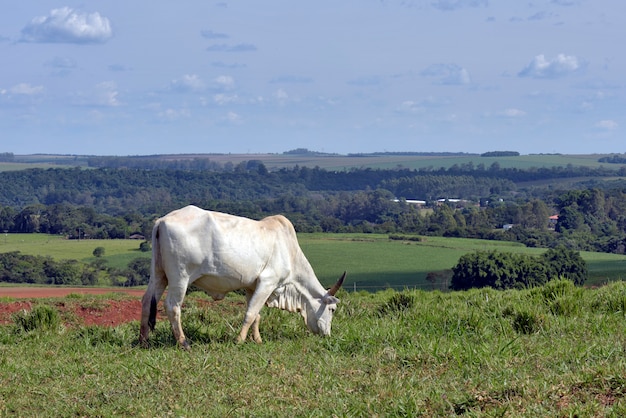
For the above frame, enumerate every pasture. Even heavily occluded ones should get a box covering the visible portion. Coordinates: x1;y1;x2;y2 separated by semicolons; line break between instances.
1;233;625;290
2;280;626;416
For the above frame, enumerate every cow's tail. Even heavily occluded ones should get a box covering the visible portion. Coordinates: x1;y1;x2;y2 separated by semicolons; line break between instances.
139;221;166;346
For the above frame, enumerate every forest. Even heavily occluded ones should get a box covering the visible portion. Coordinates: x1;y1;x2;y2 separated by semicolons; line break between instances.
0;161;625;258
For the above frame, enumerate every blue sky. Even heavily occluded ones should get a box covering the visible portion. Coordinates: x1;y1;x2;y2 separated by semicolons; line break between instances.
1;1;624;156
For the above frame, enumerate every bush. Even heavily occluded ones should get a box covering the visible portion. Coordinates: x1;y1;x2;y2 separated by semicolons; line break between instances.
450;248;587;291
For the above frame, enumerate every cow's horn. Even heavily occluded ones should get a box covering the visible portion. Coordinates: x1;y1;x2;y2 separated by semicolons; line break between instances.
328;271;346;296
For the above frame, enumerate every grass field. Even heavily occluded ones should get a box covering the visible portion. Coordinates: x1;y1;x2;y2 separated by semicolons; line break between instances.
2;233;624;290
2;280;626;416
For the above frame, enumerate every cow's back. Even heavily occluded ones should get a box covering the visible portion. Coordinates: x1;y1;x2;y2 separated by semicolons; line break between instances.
154;206;291;291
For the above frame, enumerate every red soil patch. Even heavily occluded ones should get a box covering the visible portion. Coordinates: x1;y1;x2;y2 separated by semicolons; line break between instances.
0;287;152;327
0;287;145;298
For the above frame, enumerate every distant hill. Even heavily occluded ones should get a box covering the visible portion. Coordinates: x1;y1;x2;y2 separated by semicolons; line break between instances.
2;151;623;173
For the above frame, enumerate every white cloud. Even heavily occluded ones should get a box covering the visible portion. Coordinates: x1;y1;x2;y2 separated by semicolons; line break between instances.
0;83;45;105
9;83;45;95
213;93;239;105
21;7;113;44
595;120;618;131
420;64;471;85
499;108;526;117
170;74;206;92
95;81;120;106
214;75;235;90
397;100;425;114
71;81;120;107
518;54;585;78
274;88;289;101
225;111;242;124
159;108;191;121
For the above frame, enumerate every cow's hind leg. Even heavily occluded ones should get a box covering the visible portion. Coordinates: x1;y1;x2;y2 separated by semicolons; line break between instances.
165;284;190;350
139;271;168;347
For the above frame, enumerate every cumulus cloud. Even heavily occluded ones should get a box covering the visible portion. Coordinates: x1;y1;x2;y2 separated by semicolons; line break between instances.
518;54;585;78
159;108;191;121
595;120;618;131
213;93;239;105
274;88;289;101
96;81;120;106
0;83;44;106
214;75;235;90
420;63;471;85
224;111;242;124
70;81;120;107
8;83;45;96
21;7;113;44
170;74;206;92
397;100;426;114
206;43;257;52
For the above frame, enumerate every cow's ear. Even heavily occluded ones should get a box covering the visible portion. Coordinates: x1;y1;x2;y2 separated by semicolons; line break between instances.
322;294;339;304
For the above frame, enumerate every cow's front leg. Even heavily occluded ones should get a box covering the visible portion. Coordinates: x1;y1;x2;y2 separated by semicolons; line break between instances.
238;286;271;343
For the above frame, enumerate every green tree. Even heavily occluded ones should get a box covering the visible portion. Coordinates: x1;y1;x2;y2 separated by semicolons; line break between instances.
541;246;587;285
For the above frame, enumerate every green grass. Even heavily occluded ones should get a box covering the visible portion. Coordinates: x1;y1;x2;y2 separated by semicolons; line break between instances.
298;233;626;290
2;282;626;416
2;233;625;289
0;233;149;269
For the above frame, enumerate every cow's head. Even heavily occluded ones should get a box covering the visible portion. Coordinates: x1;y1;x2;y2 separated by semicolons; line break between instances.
302;272;345;336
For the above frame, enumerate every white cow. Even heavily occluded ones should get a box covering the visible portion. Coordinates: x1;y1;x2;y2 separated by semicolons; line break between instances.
139;205;345;349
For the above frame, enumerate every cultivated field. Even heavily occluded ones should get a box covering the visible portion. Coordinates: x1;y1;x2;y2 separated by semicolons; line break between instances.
1;281;626;416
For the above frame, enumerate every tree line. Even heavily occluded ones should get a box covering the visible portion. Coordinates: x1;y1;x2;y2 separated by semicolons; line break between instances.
0;164;625;254
0;250;150;287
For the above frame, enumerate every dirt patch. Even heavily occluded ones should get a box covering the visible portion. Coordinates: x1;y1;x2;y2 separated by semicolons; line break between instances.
0;287;152;327
0;287;145;299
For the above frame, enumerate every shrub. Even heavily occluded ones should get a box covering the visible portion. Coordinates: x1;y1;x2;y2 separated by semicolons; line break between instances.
450;248;587;291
